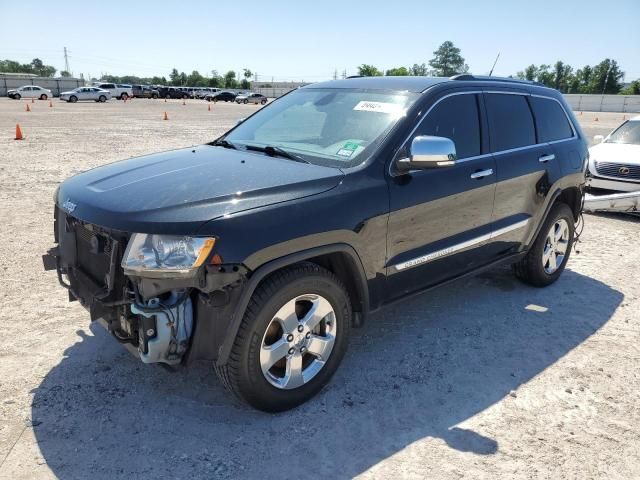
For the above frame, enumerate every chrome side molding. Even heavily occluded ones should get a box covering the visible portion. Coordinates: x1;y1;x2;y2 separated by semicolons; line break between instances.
393;218;530;271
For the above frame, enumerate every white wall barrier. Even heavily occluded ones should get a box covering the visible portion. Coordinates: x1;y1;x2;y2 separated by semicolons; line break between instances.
564;94;640;113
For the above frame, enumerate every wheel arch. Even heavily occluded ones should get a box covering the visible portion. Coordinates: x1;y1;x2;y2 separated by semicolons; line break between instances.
215;244;369;365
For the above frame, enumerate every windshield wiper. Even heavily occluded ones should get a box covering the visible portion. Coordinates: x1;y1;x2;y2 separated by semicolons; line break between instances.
211;139;237;149
244;144;310;164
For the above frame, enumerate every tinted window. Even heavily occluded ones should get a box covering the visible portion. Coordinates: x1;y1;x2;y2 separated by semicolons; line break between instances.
415;94;481;159
530;97;573;142
485;93;535;151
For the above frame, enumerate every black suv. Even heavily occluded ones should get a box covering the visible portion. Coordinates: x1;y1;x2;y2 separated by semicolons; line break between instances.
43;75;587;412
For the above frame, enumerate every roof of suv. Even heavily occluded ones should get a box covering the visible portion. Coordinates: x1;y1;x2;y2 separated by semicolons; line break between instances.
306;75;542;93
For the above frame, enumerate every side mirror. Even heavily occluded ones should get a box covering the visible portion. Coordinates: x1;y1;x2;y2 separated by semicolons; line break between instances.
593;135;604;143
397;135;457;171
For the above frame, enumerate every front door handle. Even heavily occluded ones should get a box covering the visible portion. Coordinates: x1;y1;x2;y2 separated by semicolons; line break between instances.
470;168;494;179
539;154;555;163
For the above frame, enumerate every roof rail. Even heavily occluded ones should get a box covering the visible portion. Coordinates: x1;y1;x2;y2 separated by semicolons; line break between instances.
346;75;363;79
450;74;543;86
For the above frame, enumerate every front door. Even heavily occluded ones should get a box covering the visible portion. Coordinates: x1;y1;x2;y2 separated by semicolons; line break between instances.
386;91;497;301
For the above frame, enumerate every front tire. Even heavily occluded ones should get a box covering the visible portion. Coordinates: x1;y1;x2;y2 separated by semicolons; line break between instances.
15;94;21;100
513;202;575;287
120;93;128;100
40;94;47;100
215;263;351;412
69;95;78;103
98;95;107;102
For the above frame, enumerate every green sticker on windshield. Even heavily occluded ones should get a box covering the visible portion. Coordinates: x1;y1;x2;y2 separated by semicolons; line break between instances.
336;141;360;158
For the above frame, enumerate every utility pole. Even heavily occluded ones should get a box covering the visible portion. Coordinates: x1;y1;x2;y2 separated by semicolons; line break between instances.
333;69;338;80
341;69;347;79
63;46;70;74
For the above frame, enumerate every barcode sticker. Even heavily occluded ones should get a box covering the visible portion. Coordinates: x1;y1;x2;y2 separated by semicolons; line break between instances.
353;101;404;114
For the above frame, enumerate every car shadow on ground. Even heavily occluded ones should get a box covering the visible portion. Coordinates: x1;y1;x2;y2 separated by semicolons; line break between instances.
30;266;622;479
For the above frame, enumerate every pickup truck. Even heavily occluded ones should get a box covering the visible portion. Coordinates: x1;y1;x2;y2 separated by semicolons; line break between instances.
92;82;133;100
43;75;587;412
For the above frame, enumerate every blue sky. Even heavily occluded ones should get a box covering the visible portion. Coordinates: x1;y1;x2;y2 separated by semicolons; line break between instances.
1;0;638;82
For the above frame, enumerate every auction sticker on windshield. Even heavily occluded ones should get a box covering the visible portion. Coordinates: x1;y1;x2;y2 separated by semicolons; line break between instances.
353;101;405;114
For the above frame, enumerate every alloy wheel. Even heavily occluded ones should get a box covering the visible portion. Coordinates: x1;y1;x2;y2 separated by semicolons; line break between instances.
542;218;570;274
260;294;337;390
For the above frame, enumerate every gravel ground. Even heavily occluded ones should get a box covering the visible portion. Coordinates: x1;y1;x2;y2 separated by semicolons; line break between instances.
0;98;638;479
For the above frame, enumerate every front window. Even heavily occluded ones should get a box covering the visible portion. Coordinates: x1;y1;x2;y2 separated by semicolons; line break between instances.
223;88;418;167
606;121;640;145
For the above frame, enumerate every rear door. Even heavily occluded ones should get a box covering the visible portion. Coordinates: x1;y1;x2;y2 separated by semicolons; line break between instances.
385;90;497;300
483;90;562;258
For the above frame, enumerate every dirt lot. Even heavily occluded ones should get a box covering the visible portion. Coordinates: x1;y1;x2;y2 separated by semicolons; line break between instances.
0;98;638;479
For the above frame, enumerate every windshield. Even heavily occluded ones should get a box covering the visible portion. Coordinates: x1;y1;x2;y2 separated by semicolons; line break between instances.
223;88;418;167
606;121;640;145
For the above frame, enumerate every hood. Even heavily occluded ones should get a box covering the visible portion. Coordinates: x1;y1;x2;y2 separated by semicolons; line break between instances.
589;142;640;166
8;89;17;93
57;145;344;234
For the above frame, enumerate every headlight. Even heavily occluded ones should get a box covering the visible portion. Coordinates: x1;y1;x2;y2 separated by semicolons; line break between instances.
122;234;216;278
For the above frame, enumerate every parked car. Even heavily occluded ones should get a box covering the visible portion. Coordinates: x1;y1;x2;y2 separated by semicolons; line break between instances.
92;82;133;100
206;91;236;102
236;93;268;105
132;85;159;99
43;75;586;412
7;85;53;100
587;116;640;192
196;88;220;99
59;87;111;103
157;87;189;99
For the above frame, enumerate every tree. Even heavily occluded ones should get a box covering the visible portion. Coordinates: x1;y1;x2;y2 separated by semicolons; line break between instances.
385;66;410;76
169;68;180;85
588;59;624;94
186;70;205;86
410;63;428;76
0;57;57;77
223;70;237;88
243;68;253;80
428;41;468;77
357;64;382;76
240;79;251;89
620;80;640;95
516;64;538;81
59;70;72;77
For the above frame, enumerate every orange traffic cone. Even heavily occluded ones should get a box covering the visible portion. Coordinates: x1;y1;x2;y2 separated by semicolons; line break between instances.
594;117;599;122
208;104;211;111
31;97;35;104
163;112;168;120
182;99;186;105
15;123;24;140
164;98;167;103
25;103;31;112
49;100;53;107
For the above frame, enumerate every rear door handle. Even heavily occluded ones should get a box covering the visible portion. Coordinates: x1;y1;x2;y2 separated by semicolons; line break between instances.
470;168;494;179
539;154;555;163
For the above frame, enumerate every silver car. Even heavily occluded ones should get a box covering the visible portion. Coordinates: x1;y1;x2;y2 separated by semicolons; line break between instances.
235;93;268;105
60;87;112;103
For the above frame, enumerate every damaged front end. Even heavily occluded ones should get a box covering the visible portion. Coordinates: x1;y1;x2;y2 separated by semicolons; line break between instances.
42;207;247;365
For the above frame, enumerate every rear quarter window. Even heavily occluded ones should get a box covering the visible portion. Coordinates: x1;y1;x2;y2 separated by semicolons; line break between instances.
485;93;536;152
529;96;574;142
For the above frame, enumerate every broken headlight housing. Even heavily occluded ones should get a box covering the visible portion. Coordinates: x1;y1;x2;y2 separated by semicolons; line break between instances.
122;234;216;278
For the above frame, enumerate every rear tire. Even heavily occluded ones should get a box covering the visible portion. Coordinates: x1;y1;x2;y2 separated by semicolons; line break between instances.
214;263;351;412
243;99;248;104
40;94;47;100
513;202;574;287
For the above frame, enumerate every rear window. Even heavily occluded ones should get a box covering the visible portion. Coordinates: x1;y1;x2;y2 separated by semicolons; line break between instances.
485;93;536;152
530;97;573;142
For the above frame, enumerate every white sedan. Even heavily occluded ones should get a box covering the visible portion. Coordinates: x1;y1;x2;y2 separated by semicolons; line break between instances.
587;116;640;192
60;87;112;103
7;85;53;100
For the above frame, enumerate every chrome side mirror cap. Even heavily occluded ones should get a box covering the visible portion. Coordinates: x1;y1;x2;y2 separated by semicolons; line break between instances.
593;134;604;143
397;135;457;171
